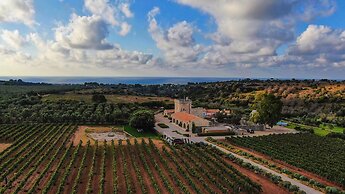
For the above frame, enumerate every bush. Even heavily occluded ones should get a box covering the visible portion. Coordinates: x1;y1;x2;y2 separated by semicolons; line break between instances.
289;185;299;192
325;187;340;194
91;94;107;103
197;131;236;136
157;123;169;128
280;181;291;189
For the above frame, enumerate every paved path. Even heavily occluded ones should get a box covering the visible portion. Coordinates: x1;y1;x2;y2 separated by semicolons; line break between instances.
154;114;194;138
204;141;322;194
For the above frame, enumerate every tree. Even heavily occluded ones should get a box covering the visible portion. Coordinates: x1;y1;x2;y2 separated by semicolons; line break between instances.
129;110;154;131
91;94;107;103
252;93;283;127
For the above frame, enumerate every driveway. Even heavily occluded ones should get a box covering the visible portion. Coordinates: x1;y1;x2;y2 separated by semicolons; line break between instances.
155;113;192;139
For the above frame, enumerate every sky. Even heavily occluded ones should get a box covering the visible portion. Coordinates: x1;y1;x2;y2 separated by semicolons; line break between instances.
0;0;345;79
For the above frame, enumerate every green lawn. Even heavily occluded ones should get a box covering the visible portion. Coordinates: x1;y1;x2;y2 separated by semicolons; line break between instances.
313;128;331;136
124;126;159;138
284;120;344;136
331;126;345;133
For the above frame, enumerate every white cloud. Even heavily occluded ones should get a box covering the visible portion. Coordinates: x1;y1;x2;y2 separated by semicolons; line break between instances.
27;31;154;70
287;25;345;68
289;25;345;55
0;0;35;27
148;7;204;66
171;0;337;68
84;0;118;26
120;3;134;18
84;0;134;35
55;14;113;50
1;30;28;49
119;22;132;36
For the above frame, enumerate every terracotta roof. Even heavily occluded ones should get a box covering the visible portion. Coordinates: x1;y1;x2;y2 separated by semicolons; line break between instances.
171;112;202;122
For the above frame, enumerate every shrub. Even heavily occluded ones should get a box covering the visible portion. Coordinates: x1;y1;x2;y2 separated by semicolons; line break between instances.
289;185;299;192
157;123;169;128
280;181;291;189
325;186;340;194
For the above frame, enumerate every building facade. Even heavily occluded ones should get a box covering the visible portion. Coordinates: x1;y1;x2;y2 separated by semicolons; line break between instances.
174;98;192;114
171;112;210;131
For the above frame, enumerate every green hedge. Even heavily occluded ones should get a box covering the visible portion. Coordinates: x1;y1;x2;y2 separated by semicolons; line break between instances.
197;131;235;136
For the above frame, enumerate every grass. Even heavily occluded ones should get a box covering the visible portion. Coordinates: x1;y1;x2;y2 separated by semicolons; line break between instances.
313;128;331;136
329;126;345;133
284;120;344;136
124;126;159;138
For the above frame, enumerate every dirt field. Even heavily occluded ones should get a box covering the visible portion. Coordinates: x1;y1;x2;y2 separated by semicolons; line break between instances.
71;126;126;146
0;143;11;153
71;126;166;149
43;94;173;104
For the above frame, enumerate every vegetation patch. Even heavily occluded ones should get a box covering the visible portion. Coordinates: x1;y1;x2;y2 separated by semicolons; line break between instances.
124;126;158;138
157;123;169;128
197;131;236;136
226;133;345;188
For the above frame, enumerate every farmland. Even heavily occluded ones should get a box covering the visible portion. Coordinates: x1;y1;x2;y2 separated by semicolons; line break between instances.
226;134;345;188
0;124;262;194
42;93;173;104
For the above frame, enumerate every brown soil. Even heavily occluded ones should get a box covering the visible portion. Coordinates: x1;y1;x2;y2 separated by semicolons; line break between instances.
116;147;127;194
91;146;102;194
133;146;157;194
180;152;223;193
48;152;73;194
35;146;69;192
12;129;72;193
225;159;289;194
223;140;344;190
0;143;11;153
77;146;93;194
148;148;181;193
140;145;171;194
63;148;85;194
150;139;166;151
163;150;197;194
124;145;142;194
71;126;95;146
104;146;114;194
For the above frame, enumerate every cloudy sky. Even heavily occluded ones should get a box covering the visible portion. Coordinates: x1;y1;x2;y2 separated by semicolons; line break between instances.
0;0;345;79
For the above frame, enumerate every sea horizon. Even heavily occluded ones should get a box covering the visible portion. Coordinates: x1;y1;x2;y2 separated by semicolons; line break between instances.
0;76;343;85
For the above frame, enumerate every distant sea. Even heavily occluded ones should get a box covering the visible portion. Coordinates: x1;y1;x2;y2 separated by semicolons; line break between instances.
0;76;244;85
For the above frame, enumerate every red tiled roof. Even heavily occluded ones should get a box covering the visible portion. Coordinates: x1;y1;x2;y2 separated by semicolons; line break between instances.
171;112;201;122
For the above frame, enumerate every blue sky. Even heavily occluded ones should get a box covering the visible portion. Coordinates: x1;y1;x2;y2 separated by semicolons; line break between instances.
0;0;345;79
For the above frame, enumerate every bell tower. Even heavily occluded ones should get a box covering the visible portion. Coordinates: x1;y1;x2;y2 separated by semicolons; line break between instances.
174;97;192;114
